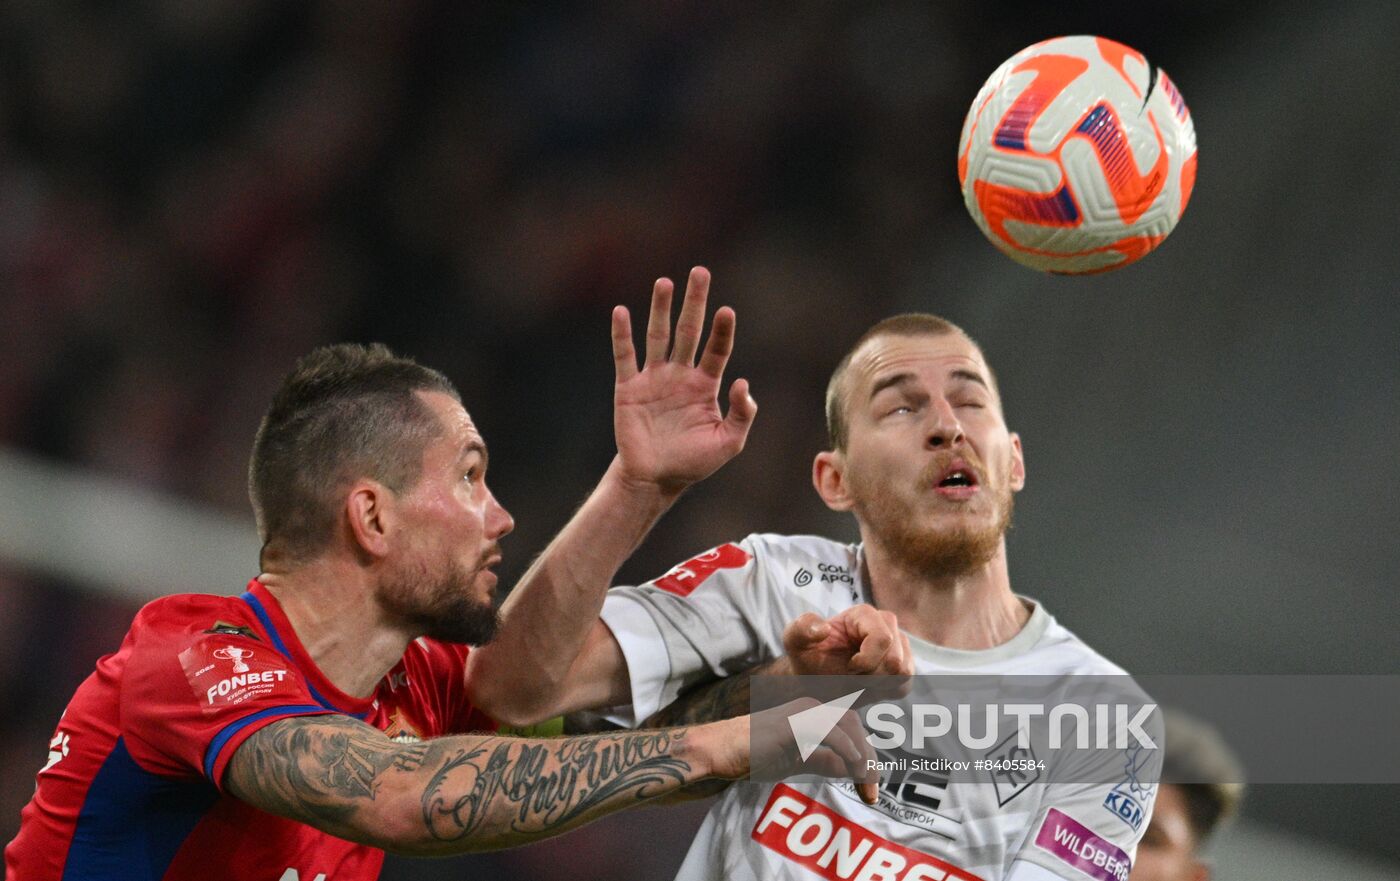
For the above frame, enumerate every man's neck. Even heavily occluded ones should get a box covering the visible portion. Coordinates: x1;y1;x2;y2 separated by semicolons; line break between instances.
861;537;1029;651
257;559;412;699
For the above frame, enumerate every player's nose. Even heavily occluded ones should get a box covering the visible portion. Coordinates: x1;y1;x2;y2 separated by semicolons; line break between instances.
485;491;514;540
925;399;965;449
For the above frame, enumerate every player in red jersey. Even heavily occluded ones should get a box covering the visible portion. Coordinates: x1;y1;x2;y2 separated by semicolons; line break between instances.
5;268;873;881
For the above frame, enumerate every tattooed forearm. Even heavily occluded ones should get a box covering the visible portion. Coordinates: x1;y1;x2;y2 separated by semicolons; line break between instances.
392;745;429;772
645;671;754;728
421;729;691;843
226;715;407;834
634;674;755;803
226;714;708;853
635;660;788;803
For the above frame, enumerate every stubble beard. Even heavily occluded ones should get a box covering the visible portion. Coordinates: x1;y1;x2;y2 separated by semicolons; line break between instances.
378;553;501;646
860;476;1015;579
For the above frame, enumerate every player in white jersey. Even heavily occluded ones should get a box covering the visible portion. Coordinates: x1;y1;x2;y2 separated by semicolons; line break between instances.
468;273;1156;881
602;532;1146;881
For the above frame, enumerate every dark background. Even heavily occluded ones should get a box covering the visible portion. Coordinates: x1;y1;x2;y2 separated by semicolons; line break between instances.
2;1;1397;877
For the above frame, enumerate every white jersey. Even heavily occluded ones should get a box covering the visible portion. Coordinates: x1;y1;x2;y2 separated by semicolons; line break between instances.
600;533;1155;881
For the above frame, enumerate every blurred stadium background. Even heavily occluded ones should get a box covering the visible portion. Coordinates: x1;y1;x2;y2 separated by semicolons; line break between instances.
2;1;1397;878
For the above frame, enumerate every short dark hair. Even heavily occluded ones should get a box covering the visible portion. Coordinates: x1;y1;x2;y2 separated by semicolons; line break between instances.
249;343;459;564
1160;709;1247;843
824;313;986;451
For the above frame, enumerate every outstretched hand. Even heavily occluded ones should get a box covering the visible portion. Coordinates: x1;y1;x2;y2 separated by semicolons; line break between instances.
611;267;757;495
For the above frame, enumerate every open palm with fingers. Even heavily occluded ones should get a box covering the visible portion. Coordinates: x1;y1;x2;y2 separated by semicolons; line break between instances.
610;266;757;495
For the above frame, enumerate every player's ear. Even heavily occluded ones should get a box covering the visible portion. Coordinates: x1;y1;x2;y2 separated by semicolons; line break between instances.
1009;432;1025;492
813;450;855;512
345;479;394;559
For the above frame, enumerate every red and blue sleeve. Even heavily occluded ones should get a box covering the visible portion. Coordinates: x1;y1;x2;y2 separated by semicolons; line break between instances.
119;624;334;789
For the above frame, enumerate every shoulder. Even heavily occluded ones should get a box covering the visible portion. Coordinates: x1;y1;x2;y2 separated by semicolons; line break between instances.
1029;604;1133;676
740;533;858;572
119;592;268;685
738;533;863;617
116;593;296;744
128;592;257;644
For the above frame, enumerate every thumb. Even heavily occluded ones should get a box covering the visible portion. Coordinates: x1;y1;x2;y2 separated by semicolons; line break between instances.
725;379;757;433
783;612;829;654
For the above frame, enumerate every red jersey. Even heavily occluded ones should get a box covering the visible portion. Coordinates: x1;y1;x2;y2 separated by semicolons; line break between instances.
5;580;496;881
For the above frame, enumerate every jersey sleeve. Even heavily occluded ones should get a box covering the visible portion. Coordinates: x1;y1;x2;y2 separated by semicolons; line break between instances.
119;618;334;790
1006;786;1153;881
598;536;779;726
1006;702;1161;881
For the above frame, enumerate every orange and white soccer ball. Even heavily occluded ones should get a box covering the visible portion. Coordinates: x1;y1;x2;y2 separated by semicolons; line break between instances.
957;36;1197;274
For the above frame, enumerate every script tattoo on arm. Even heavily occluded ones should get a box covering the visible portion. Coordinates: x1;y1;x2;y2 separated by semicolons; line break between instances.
421;729;690;843
634;668;762;802
225;714;700;853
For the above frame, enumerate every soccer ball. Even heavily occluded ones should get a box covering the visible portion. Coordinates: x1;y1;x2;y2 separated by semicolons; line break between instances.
957;36;1197;274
